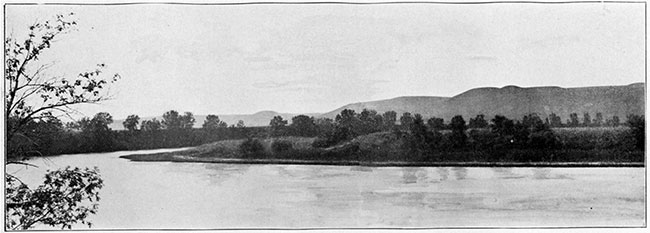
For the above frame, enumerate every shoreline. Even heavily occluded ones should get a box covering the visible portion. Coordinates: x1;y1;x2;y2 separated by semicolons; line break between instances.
119;154;645;167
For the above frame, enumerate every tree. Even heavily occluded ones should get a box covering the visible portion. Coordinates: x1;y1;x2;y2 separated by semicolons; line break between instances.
358;109;383;134
335;109;358;128
521;113;557;149
548;113;562;128
122;115;140;131
399;112;414;129
382;111;397;130
290;115;318;136
269;115;288;136
568;113;580;127
141;118;162;131
468;114;488;129
202;114;227;129
593;112;603;127
427;117;445;130
404;113;437;158
521;113;547;132
5;13;114;230
335;109;362;136
449;115;467;148
76;112;115;152
180;112;195;129
582;112;591;127
6;167;104;230
7;116;64;157
5;13;119;152
626;114;645;150
612;115;621;127
314;117;335;137
490;115;516;149
235;120;245;128
161;110;193;129
162;110;181;129
606;115;621;127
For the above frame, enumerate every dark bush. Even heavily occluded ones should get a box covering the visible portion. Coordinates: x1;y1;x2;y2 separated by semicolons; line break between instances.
626;114;645;150
239;138;265;157
271;140;293;153
528;130;559;149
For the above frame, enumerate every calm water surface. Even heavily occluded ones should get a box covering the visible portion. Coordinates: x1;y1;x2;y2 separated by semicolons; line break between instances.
7;149;645;229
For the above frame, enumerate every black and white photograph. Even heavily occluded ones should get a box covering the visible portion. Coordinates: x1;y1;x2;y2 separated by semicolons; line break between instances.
3;0;646;231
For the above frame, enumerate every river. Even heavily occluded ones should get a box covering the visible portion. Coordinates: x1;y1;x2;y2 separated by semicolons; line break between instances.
6;148;645;229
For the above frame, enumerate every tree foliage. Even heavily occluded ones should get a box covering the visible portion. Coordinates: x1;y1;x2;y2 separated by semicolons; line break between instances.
626;114;645;150
162;110;195;130
122;115;140;131
141;118;162;131
382;111;397;129
399;112;414;129
427;117;445;130
6;167;104;230
582;112;592;127
290;115;318;136
5;13;114;230
269;115;288;136
202;114;227;129
548;113;562;127
449;115;467;148
468;114;488;129
5;13;119;152
568;113;580;127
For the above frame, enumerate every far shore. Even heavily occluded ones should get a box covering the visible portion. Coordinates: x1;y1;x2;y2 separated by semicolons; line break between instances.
120;153;645;167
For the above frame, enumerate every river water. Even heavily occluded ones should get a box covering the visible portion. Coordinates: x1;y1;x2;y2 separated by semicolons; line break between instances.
6;148;645;229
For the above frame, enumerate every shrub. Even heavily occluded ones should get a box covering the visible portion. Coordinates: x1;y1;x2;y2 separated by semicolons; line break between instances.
271;140;293;154
239;138;265;157
626;114;645;150
312;137;332;148
528;130;559;149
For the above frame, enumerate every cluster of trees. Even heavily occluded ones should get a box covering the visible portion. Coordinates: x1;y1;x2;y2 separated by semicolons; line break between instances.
121;111;247;132
297;109;645;153
549;112;622;128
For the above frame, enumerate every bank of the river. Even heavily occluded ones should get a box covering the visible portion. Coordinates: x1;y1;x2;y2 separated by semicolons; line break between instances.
120;153;644;167
119;135;644;167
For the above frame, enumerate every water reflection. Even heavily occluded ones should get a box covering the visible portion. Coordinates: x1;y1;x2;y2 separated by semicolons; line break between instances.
350;166;374;172
491;167;525;179
400;167;431;184
532;168;551;179
401;167;419;184
531;168;572;180
437;168;450;181
451;167;467;180
202;163;251;185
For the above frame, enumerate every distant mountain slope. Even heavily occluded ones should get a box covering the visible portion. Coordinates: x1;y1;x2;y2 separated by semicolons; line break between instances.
442;83;644;121
321;83;644;122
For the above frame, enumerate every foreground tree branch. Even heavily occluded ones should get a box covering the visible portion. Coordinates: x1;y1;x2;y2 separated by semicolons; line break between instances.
5;13;118;230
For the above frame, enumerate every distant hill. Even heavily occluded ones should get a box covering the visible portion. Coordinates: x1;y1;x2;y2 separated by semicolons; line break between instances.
320;83;645;122
111;83;644;130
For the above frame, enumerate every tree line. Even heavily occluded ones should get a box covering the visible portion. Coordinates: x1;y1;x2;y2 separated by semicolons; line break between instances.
9;107;644;161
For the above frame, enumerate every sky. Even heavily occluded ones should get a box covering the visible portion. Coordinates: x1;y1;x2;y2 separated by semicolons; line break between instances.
4;2;646;119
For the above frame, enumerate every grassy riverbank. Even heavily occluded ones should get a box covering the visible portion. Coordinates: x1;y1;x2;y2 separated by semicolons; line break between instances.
120;133;644;167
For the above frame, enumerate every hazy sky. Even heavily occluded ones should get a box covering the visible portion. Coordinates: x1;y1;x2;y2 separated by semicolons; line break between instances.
5;2;645;119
